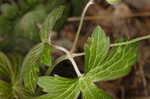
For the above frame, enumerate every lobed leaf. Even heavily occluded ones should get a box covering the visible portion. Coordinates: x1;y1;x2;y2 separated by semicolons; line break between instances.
84;26;138;82
0;80;11;96
79;76;111;99
31;25;138;99
86;43;138;82
21;43;44;94
37;76;80;99
21;43;52;94
40;6;65;42
37;75;111;99
7;53;23;82
84;26;110;73
0;52;13;77
39;43;52;67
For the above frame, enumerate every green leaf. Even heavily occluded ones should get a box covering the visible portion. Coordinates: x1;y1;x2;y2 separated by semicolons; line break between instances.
37;75;111;99
0;80;11;96
0;52;13;77
40;6;65;42
84;26;110;73
84;26;138;82
21;43;52;94
7;53;23;73
86;40;138;82
39;43;52;67
54;4;70;31
7;53;23;82
45;0;70;31
37;76;80;99
31;25;137;99
79;77;111;99
21;43;44;94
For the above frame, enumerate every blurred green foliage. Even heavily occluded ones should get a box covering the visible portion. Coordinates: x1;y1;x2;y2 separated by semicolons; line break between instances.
0;0;87;53
14;6;47;42
0;16;13;36
0;0;73;53
0;3;19;19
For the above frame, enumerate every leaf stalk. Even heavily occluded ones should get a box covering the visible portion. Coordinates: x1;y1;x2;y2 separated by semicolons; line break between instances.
110;35;150;47
71;0;94;52
60;34;150;58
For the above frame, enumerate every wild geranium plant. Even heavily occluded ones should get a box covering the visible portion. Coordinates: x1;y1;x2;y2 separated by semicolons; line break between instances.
35;25;138;99
2;0;149;99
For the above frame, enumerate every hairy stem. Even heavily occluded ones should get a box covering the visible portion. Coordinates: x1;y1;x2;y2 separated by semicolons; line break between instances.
71;0;94;52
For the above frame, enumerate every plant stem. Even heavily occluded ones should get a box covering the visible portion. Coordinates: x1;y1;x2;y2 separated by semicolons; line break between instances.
71;0;94;53
45;65;53;76
110;35;150;47
53;53;85;68
45;53;85;76
67;35;150;58
47;31;150;76
53;45;82;77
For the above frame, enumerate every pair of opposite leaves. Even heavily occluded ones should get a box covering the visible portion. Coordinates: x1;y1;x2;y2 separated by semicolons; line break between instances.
35;26;138;99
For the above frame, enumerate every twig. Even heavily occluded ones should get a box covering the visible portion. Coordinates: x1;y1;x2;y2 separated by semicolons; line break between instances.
68;12;150;22
71;0;94;52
